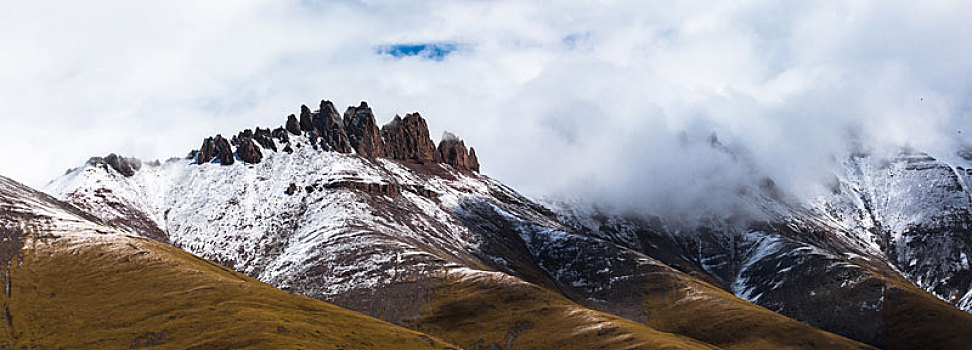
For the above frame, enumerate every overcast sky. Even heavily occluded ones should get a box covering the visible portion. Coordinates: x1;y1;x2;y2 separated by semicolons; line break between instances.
2;1;971;215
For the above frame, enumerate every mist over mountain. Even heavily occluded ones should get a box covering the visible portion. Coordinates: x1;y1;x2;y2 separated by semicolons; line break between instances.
3;2;972;348
3;1;972;220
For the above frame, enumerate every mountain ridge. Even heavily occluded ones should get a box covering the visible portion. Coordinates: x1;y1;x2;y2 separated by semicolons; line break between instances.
42;98;972;349
0;174;459;349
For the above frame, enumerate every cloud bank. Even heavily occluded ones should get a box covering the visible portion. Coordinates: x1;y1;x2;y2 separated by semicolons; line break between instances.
1;0;971;218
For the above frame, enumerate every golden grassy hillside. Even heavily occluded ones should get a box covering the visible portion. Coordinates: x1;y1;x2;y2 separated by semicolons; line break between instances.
0;232;456;350
881;283;972;350
639;266;874;350
407;265;873;350
410;269;719;350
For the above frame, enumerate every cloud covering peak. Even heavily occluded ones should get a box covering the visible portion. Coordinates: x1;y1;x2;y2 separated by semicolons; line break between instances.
1;0;971;216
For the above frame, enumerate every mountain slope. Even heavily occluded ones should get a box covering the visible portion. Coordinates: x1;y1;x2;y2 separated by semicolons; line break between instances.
45;99;875;349
547;149;972;348
0;175;456;349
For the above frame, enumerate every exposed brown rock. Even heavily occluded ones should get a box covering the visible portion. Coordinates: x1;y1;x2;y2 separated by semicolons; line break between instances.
214;135;234;165
188;99;483;172
237;138;263;164
381;113;439;165
344;101;385;158
88;153;141;177
285;114;301;135
468;147;480;172
197;137;216;164
299;105;314;132
272;127;290;144
324;181;401;197
253;127;277;152
437;132;478;172
306;130;320;150
314;100;353;153
285;183;298;195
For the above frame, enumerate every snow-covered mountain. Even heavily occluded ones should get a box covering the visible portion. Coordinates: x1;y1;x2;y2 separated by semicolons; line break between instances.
44;99;972;349
546;147;972;347
0;174;459;349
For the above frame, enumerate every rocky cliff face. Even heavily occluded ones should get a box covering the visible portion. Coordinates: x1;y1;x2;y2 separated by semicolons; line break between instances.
381;113;440;165
437;132;479;172
190;100;479;172
343;102;385;159
86;153;142;177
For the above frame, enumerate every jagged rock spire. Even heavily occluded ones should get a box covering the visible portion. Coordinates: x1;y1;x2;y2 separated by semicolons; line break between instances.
315;100;353;153
189;99;480;172
88;153;142;177
196;135;236;165
380;113;439;165
253;128;276;152
299;105;314;131
437;132;479;172
214;135;234;165
344;101;385;159
285;114;301;135
197;137;216;164
235;129;264;164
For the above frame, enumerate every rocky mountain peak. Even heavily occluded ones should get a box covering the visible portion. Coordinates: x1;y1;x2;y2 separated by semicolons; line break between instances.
343;101;385;159
380;112;439;165
314;100;353;153
188;99;480;172
437;131;479;172
87;153;142;177
285;114;301;135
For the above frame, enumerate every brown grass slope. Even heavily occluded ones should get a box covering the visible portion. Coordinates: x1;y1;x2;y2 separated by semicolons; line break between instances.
409;270;719;350
880;279;972;350
0;232;456;350
639;265;874;350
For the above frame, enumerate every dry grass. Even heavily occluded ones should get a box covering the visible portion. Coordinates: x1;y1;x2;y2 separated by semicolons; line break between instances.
640;267;874;350
882;283;972;350
410;270;718;350
0;233;456;350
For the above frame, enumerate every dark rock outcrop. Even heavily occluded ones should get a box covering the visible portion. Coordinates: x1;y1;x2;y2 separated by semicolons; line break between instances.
468;148;480;172
88;153;141;177
437;132;479;172
381;113;439;165
324;181;401;197
344;102;385;159
314;100;353;153
237;138;263;164
189;99;481;171
197;137;216;164
214;135;234;165
285;114;301;135
253;128;277;152
299;105;314;132
271;127;290;144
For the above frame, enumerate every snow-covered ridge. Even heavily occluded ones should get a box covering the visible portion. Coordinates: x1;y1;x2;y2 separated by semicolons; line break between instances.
38;99;972;347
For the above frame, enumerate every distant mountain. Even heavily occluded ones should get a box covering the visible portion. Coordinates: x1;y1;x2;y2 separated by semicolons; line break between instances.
546;148;972;348
44;98;972;349
0;175;457;349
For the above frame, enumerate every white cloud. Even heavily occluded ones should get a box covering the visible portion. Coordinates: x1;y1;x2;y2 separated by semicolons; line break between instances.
1;0;970;218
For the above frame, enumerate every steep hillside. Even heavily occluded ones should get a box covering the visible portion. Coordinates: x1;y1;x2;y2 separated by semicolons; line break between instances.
548;149;972;348
0;175;456;349
45;99;876;349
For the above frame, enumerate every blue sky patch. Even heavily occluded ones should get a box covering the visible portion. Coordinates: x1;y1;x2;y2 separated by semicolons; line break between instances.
376;42;460;61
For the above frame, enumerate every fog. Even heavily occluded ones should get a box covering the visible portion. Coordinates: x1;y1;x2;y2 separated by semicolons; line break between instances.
1;1;970;219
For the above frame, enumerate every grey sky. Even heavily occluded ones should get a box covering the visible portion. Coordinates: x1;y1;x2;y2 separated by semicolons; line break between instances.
2;1;971;215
